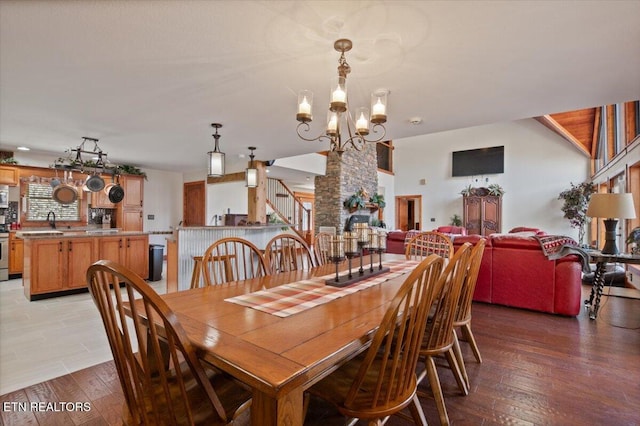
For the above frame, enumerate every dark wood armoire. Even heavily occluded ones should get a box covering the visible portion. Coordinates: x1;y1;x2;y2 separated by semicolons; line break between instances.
463;187;502;236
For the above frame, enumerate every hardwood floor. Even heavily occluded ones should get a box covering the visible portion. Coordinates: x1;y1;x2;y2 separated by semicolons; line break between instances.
1;285;638;425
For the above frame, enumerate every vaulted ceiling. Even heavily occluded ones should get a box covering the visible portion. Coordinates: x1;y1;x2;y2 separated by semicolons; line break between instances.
1;1;639;185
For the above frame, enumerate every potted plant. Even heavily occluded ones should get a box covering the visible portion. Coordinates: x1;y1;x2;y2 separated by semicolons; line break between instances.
626;227;640;254
343;188;368;212
450;214;462;226
558;181;596;246
487;184;505;196
369;193;386;209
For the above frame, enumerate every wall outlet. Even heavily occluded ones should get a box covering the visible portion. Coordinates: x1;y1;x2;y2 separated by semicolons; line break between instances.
147;214;155;220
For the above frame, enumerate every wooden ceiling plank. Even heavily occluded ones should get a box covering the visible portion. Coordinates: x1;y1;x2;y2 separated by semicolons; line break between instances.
536;115;591;157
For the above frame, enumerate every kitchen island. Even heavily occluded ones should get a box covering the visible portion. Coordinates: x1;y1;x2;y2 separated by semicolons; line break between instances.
18;230;149;300
166;225;294;292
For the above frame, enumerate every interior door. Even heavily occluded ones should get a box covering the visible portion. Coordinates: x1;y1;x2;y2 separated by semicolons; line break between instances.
395;195;423;231
183;181;205;226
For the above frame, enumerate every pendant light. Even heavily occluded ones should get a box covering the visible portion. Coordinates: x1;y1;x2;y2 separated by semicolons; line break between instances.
245;146;258;188
207;123;225;177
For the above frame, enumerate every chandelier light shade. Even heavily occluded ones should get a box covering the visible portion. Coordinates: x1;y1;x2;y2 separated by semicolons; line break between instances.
586;192;637;254
207;123;225;178
296;38;388;155
245;146;258;188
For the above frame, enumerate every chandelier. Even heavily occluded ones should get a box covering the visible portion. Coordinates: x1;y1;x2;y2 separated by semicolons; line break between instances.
296;39;388;155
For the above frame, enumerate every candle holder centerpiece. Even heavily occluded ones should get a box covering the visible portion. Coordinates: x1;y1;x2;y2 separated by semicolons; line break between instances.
325;225;390;287
328;235;346;284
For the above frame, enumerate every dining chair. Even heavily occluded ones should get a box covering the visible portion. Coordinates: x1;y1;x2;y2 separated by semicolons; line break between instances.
405;231;454;261
86;260;252;425
264;233;316;273
417;242;472;426
452;238;487;390
201;237;269;285
304;254;445;425
313;231;334;265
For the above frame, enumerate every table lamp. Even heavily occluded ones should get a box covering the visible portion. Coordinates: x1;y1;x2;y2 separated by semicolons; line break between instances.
586;193;636;254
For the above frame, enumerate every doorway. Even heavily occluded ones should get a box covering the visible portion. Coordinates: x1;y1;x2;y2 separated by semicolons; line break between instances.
395;195;422;231
183;181;205;226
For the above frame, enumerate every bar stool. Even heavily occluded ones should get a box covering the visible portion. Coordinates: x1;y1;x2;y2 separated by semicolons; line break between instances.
190;256;203;289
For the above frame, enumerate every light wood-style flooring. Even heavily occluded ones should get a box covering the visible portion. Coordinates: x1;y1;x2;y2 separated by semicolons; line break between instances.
1;279;639;425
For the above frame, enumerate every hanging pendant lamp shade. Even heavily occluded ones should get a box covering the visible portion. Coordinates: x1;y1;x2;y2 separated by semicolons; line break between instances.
246;146;258;188
207;123;225;177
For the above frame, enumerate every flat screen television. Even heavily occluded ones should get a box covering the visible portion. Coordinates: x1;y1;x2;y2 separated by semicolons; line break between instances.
452;146;504;177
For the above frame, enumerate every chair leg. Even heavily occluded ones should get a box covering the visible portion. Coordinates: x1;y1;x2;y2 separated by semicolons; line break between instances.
408;394;428;426
445;346;468;396
425;355;450;426
461;322;482;363
452;330;470;392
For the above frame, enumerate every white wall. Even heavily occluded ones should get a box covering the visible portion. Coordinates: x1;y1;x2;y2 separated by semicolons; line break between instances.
206;181;248;225
393;119;591;238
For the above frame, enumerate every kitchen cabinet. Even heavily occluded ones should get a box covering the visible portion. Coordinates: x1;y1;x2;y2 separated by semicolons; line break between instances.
23;237;97;299
9;232;23;275
90;182;115;209
97;234;149;279
116;175;144;231
0;166;19;186
22;233;148;300
463;189;502;236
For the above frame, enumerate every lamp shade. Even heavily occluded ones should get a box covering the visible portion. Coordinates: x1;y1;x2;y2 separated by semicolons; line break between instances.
208;150;224;177
586;193;636;219
245;168;258;188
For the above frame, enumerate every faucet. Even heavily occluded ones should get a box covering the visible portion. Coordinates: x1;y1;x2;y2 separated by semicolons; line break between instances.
47;211;56;229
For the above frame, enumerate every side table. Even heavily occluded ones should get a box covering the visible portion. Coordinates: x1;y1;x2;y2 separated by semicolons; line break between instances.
584;250;640;319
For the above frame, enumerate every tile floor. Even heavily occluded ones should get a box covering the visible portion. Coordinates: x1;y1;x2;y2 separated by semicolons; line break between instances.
0;263;167;395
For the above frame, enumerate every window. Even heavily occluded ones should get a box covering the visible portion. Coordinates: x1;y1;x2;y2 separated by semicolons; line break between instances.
26;183;80;222
376;140;393;173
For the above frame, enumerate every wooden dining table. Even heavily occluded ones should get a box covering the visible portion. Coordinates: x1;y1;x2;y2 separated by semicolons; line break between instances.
151;253;415;425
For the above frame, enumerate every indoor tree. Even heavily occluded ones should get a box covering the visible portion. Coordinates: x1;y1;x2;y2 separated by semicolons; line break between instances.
558;181;596;245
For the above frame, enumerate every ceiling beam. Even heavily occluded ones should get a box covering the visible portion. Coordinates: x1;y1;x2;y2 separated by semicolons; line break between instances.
535;115;591;157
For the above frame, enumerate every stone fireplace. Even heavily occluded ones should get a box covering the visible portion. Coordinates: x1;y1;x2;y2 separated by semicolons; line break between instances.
314;143;378;234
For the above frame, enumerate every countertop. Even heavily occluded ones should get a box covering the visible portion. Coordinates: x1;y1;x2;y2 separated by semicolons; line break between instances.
15;229;149;239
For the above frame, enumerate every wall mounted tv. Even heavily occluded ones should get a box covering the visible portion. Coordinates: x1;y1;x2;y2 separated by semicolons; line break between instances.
451;146;504;177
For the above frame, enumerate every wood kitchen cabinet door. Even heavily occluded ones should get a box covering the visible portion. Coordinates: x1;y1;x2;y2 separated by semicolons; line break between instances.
66;238;97;289
9;234;23;275
124;235;149;279
122;175;143;209
29;239;65;294
122;209;143;232
98;236;124;264
0;166;19;186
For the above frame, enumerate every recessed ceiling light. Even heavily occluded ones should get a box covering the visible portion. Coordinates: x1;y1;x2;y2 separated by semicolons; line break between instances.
16;146;30;151
409;117;423;125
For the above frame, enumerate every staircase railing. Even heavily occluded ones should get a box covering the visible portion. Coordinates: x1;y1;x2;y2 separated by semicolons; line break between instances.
266;178;312;242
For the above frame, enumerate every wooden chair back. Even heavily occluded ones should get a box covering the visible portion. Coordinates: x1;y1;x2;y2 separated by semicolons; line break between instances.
343;254;445;414
313;232;333;265
422;243;472;353
405;231;454;261
86;260;238;425
264;233;315;273
201;237;269;285
455;238;487;325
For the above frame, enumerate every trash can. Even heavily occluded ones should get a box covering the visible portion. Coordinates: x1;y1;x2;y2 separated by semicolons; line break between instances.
148;244;164;281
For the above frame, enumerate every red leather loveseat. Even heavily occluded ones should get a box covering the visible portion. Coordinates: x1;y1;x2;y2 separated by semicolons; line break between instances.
453;231;583;316
386;226;467;255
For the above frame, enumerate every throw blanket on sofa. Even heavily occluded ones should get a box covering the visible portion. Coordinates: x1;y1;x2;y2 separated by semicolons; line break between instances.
534;235;591;273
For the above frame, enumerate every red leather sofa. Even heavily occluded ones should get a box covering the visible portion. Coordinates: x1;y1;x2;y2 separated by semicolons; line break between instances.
453;231;583;316
386;227;583;316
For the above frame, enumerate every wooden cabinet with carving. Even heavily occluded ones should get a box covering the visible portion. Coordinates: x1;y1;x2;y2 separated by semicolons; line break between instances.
9;233;23;275
463;188;502;236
